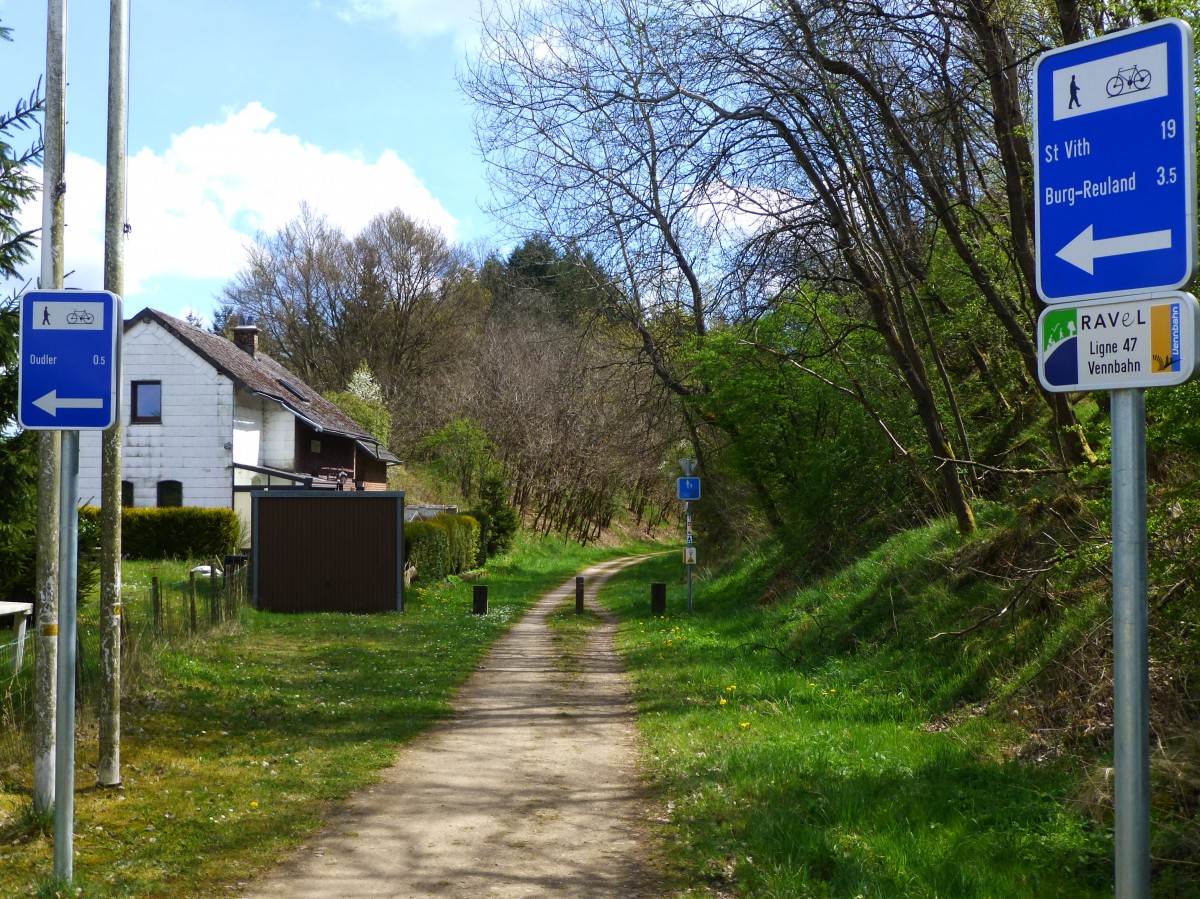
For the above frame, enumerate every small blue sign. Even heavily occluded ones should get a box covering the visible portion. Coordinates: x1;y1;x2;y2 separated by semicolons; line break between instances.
1034;18;1196;303
677;477;701;501
18;290;121;430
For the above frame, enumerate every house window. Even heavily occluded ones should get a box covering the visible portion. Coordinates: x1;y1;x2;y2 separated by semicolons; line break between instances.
121;481;134;507
131;381;162;423
156;480;183;508
311;439;321;454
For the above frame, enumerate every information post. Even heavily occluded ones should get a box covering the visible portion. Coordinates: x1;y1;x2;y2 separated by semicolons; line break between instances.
1034;19;1196;898
677;462;700;613
18;289;121;883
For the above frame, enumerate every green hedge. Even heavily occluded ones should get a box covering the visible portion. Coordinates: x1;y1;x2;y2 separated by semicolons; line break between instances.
80;506;241;560
405;520;449;582
464;508;490;567
405;514;480;583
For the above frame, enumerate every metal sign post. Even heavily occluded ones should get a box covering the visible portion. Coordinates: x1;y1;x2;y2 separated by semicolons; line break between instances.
678;460;699;613
1112;389;1150;897
18;289;121;883
1034;20;1196;898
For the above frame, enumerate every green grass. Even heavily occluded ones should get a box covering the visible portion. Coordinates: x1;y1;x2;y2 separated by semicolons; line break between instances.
0;533;653;898
599;528;1117;898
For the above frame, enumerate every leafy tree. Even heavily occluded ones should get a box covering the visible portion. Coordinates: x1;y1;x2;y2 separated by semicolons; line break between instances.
0;33;44;600
418;419;499;502
476;472;519;558
325;363;392;445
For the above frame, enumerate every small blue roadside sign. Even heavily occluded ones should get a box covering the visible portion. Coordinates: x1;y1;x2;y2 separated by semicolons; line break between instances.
677;477;701;501
18;290;121;430
1034;18;1196;303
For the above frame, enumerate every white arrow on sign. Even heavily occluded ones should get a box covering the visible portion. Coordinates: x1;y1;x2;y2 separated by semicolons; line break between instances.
33;390;104;417
1056;224;1173;274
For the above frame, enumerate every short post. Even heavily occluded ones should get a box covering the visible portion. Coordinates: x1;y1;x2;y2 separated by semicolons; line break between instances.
575;576;585;614
651;582;667;615
210;564;220;624
472;584;488;615
188;573;197;634
151;576;162;639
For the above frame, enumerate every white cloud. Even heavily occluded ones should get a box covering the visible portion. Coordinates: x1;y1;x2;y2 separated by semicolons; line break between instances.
332;0;483;41
15;102;459;309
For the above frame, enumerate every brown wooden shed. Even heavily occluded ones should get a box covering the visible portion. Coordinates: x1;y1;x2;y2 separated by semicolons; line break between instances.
251;491;406;613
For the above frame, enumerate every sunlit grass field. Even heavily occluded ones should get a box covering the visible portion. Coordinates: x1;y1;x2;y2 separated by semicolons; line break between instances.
599;537;1115;898
0;535;650;898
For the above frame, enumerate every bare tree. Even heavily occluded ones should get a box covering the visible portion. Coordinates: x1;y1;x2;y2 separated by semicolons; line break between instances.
220;205;487;435
467;0;981;532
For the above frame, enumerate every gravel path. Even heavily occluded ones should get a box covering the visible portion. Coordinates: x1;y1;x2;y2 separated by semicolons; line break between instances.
240;555;665;898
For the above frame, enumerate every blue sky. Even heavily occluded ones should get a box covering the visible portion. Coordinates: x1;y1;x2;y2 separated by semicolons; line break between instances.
1;0;499;322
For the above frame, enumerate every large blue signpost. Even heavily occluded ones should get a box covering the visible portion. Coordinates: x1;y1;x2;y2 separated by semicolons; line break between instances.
1035;20;1195;899
18;290;121;430
1035;18;1196;303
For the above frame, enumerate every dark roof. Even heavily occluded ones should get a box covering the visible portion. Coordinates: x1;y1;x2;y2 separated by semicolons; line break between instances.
129;308;400;463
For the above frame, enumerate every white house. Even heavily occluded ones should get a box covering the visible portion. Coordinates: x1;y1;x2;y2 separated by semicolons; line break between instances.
79;308;398;538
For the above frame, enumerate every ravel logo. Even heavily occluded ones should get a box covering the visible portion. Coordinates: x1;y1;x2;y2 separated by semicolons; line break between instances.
1042;307;1079;387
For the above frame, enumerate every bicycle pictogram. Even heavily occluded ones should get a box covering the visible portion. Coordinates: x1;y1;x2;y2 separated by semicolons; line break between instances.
66;309;95;325
1106;64;1152;97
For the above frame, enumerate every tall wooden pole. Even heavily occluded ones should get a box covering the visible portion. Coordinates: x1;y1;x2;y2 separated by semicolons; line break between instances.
32;0;67;817
98;0;128;788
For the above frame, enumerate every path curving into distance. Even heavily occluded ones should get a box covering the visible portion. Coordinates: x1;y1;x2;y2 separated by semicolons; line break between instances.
240;554;666;899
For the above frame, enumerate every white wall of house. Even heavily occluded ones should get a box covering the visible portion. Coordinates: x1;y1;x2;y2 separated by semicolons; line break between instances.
79;318;234;510
231;390;263;468
260;399;296;470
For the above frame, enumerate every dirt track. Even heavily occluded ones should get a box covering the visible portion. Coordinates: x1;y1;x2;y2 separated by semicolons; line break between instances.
240;555;665;898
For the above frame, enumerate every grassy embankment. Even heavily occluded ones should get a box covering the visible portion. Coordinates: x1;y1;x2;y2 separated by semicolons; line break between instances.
0;534;655;898
598;517;1140;898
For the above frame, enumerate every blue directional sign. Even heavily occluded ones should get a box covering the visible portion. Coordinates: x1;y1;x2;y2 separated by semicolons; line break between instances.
677;477;701;501
1035;18;1196;303
18;290;121;430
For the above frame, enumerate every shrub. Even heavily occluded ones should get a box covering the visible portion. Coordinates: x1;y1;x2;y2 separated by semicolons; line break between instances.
80;506;240;560
477;474;518;558
404;514;481;583
405;519;449;582
465;508;490;567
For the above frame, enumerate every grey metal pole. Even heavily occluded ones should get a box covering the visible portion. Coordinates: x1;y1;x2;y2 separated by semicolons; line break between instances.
54;430;80;882
1111;388;1149;899
686;501;693;613
98;0;129;789
33;0;68;818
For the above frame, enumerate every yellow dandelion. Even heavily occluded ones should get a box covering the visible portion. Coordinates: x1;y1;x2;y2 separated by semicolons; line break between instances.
250;800;259;808
719;698;727;706
739;722;750;729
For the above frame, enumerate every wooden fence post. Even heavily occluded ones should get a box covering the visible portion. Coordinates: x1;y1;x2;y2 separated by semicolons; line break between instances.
210;564;219;624
188;573;197;634
575;576;585;614
651;582;667;615
152;576;162;639
472;585;488;615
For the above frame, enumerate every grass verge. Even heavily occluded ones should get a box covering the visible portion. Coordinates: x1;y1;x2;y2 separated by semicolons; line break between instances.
599;528;1118;898
0;533;655;898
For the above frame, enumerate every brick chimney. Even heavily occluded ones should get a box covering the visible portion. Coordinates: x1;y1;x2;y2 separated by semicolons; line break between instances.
232;324;259;358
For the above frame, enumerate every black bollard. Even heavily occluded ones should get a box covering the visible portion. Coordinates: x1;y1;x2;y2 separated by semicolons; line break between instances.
651;582;667;615
576;576;585;614
472;584;488;615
